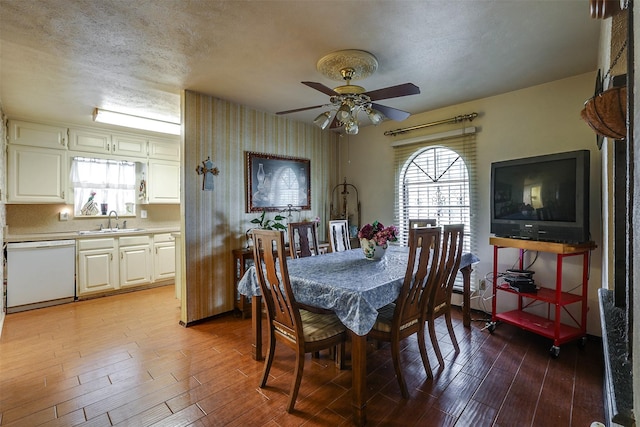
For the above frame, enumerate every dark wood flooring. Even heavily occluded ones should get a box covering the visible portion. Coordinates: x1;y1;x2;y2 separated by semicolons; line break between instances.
0;285;604;426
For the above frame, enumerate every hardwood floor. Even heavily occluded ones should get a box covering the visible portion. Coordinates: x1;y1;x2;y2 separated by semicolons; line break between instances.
0;285;604;426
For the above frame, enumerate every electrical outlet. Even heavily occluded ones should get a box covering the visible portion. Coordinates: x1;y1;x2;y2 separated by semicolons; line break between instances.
59;211;69;221
478;279;486;291
140;209;147;219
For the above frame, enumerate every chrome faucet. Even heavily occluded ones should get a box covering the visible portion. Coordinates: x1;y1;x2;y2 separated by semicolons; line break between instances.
107;210;119;229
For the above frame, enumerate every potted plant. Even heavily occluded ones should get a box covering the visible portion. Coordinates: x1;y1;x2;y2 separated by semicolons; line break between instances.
245;210;287;248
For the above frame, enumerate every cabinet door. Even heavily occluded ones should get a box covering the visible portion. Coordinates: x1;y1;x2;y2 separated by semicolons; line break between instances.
120;245;152;287
69;128;112;154
147;159;180;203
148;138;180;160
8;120;68;149
112;133;148;158
7;145;67;203
77;247;119;295
153;241;176;281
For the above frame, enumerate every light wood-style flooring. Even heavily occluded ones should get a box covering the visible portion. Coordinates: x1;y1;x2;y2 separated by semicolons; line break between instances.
0;285;604;426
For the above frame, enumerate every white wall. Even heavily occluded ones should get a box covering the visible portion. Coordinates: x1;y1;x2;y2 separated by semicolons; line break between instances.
343;72;603;335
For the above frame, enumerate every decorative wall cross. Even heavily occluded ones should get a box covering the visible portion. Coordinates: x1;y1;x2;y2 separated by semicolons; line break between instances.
196;156;220;191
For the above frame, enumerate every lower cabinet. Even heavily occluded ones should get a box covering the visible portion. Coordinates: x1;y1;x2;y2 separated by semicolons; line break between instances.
119;236;152;288
153;233;176;282
77;233;175;297
77;238;119;295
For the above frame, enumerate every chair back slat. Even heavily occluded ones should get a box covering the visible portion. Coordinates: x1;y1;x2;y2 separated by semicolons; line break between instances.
431;224;464;308
288;222;320;258
395;227;441;329
408;218;437;230
328;220;351;252
252;229;301;341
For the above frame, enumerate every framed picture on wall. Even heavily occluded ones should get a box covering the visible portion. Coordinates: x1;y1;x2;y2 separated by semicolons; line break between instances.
245;151;311;212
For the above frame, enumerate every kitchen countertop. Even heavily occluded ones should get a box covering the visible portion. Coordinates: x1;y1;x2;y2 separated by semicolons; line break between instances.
4;227;180;243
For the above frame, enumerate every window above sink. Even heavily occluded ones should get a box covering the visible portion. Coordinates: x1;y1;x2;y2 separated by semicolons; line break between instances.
71;156;145;218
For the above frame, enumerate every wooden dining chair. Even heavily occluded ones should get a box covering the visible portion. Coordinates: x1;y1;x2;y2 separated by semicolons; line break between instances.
251;229;346;412
369;227;442;398
408;218;437;230
328;220;351;252
288;221;320;258
425;224;464;369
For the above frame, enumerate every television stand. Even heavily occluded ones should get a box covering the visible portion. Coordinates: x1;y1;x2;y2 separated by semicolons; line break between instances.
487;237;596;358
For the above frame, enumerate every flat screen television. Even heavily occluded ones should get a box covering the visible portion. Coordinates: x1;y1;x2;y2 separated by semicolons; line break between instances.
490;149;590;243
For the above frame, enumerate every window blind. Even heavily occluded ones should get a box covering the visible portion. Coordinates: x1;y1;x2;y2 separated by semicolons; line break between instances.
393;128;478;290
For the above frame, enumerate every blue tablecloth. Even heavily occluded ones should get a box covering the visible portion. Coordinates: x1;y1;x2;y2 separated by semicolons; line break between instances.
237;246;479;336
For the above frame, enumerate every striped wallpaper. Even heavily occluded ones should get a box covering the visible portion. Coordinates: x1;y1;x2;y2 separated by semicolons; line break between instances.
181;90;339;324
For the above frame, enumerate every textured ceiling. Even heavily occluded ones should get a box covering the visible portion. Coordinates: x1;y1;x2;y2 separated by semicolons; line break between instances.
0;0;600;130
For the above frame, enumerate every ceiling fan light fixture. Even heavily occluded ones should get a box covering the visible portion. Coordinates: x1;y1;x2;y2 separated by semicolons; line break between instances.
367;107;384;125
345;120;359;135
336;103;352;123
313;111;332;130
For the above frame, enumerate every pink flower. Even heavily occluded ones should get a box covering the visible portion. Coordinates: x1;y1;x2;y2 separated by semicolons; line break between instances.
358;221;398;246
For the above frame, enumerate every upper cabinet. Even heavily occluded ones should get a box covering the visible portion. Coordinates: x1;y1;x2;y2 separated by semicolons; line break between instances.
7;145;68;203
6;119;180;205
112;133;148;158
8;120;68;149
149;138;180;160
147;159;180;204
7;120;68;203
69;127;111;153
69;127;147;158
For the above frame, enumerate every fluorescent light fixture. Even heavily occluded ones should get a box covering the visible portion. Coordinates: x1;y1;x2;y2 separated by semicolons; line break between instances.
93;108;180;135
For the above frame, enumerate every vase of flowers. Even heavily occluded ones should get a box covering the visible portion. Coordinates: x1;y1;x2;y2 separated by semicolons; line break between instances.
358;221;398;260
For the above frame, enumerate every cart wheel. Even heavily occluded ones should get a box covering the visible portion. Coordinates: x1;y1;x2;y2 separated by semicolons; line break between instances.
578;336;587;349
487;322;496;334
549;345;560;358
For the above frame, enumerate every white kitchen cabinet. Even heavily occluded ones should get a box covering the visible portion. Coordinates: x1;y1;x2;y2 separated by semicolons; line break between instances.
77;235;152;296
147;159;180;203
8;119;68;149
7;145;68;203
112;133;148;158
69;128;112;154
148;138;180;160
153;233;176;281
69;128;148;158
77;238;119;295
119;235;152;287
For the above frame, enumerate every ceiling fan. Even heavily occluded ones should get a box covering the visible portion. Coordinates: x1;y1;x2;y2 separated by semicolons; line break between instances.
276;49;420;134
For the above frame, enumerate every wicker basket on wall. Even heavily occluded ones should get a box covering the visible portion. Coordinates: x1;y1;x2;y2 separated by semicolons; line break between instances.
580;85;627;140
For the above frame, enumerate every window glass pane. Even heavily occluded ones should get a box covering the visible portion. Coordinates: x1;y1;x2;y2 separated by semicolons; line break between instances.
71;157;137;217
400;146;471;289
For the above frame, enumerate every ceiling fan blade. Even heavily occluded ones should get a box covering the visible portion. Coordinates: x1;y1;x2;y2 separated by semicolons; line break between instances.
372;103;411;122
276;104;325;115
302;81;339;96
364;83;420;101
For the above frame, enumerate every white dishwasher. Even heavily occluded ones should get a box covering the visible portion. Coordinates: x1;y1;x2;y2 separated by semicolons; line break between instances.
6;240;76;313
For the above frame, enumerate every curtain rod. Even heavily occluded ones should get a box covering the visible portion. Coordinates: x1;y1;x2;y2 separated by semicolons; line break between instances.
384;112;478;137
389;126;476;147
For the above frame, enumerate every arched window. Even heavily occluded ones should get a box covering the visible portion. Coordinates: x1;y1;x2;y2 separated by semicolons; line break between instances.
393;128;478;290
398;146;471;255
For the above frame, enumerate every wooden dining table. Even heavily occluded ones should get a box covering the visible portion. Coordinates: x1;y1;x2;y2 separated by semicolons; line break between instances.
237;246;478;426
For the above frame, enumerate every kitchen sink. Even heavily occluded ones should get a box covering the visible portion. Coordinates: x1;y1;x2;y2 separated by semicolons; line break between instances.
78;228;146;235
